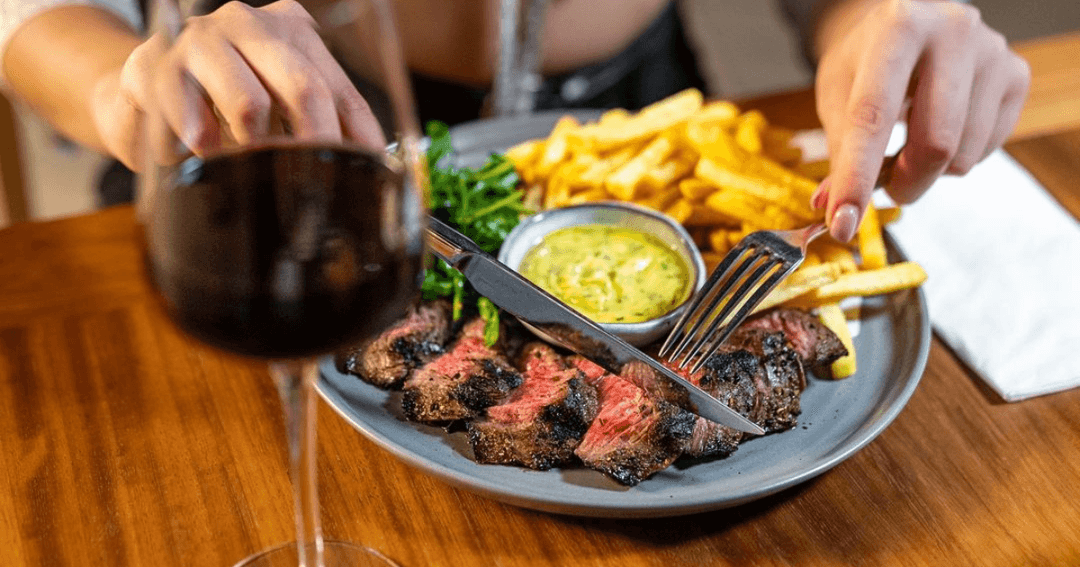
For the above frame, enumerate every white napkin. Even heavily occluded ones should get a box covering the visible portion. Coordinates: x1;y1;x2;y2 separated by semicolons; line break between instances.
794;128;1080;402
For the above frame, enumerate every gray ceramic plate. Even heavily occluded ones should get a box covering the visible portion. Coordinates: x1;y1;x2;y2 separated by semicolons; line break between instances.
316;110;931;518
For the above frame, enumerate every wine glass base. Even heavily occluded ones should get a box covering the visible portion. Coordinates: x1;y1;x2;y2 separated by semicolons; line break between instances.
233;540;400;567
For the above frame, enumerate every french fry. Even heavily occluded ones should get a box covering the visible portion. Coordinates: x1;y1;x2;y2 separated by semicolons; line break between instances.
812;241;859;273
534;116;580;178
696;158;817;221
795;262;927;306
703;190;764;226
877;206;902;225
606;134;677;200
641;152;696;194
565;188;610;205
582;88;704;151
636;185;681;212
504;139;543;174
663;199;693;224
735;110;766;154
678;178;717;202
795;159;830;182
858;202;888;270
752;263;842;314
818;303;856;378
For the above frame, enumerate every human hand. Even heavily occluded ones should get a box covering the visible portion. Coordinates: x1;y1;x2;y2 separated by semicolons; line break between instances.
89;0;386;170
811;0;1030;241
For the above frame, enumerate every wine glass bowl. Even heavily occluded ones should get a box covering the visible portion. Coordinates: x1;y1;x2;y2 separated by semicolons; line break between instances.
136;0;426;565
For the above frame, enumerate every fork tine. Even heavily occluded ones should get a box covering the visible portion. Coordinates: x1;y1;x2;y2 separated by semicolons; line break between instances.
686;261;796;374
672;255;783;370
661;245;764;362
659;240;755;359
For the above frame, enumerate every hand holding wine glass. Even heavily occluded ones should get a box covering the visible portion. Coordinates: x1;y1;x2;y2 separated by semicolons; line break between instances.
136;0;426;565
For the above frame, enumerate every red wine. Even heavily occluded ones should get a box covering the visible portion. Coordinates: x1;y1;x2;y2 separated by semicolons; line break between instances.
144;144;423;359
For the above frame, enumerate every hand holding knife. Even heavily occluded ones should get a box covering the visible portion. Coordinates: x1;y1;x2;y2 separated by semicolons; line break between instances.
425;215;766;436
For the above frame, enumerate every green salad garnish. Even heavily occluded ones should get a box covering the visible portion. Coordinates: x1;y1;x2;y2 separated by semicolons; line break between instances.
421;121;531;346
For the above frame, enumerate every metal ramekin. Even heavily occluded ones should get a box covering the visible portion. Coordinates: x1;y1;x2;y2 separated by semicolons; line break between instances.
498;202;706;347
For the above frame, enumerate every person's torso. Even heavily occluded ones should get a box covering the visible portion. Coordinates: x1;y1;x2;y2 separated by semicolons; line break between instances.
396;0;671;87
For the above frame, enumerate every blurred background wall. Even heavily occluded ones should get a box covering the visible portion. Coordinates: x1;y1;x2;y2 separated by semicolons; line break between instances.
5;0;1080;224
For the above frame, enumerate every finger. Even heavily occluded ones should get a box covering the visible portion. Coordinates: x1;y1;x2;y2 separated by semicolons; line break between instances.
153;54;220;157
825;7;928;240
981;56;1031;162
288;22;387;150
180;26;272;144
222;4;341;142
887;35;978;204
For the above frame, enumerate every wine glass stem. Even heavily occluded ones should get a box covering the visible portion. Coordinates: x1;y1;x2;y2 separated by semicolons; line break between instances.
270;360;324;567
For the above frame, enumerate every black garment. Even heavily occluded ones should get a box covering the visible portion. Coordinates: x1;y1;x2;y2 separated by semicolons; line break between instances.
97;1;705;206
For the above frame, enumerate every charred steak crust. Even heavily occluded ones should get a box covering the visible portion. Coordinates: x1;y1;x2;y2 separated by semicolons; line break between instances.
573;362;695;486
467;343;599;470
336;300;452;389
726;328;806;433
401;318;521;423
453;359;524;412
743;308;848;377
681;349;764;458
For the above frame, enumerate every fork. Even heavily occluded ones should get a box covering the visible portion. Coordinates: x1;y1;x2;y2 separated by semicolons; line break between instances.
659;153;901;374
658;222;828;374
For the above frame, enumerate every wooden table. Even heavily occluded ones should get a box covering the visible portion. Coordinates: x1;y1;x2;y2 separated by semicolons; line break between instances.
2;33;1079;567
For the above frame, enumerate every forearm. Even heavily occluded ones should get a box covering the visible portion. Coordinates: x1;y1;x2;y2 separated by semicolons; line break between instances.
3;5;141;152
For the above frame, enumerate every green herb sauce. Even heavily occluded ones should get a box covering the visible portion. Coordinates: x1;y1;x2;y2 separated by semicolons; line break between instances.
518;225;692;324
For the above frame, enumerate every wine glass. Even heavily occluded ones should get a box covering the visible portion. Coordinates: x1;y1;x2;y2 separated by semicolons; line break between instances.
135;0;426;565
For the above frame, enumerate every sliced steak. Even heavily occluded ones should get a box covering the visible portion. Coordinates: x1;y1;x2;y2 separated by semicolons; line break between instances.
468;343;598;470
336;300;452;389
743;308;847;377
619;360;691;409
401;318;522;423
574;368;695;486
724;328;806;433
673;351;763;458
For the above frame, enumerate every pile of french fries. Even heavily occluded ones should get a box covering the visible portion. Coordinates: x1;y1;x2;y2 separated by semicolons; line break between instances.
505;88;926;379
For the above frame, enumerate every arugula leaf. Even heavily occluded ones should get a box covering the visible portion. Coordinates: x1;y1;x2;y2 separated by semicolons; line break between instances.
422;121;528;345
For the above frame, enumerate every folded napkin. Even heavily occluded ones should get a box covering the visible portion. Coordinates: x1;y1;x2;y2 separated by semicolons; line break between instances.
795;128;1080;402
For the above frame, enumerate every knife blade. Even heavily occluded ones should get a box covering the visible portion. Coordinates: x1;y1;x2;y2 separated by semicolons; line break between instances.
425;216;765;436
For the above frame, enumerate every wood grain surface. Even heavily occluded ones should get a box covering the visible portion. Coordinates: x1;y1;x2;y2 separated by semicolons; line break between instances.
2;34;1080;567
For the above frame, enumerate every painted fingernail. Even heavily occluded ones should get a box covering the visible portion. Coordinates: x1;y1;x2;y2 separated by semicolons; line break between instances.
810;182;829;210
830;203;860;243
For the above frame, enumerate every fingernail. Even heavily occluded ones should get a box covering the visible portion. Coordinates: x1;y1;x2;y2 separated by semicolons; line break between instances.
810;182;829;210
830;203;860;243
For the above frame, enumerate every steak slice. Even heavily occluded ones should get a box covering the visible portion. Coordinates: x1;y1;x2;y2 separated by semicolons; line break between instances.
336;300;452;389
673;351;763;458
571;357;695;486
743;308;847;377
468;343;598;470
725;328;806;433
401;318;522;423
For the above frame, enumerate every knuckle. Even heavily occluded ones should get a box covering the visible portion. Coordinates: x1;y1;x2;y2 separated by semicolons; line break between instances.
290;76;330;110
944;3;981;39
987;30;1009;57
848;96;892;136
217;0;252;18
233;93;271;128
884;0;921;39
916;131;958;167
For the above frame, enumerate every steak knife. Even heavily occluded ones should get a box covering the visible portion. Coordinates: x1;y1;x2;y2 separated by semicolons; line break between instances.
425;216;766;436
